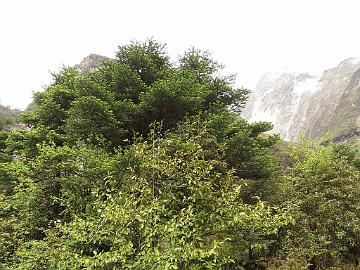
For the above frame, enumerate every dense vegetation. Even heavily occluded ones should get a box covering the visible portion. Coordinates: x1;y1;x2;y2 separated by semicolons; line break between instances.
1;40;360;269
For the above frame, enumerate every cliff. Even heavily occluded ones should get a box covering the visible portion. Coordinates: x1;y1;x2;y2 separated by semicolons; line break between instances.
243;58;360;144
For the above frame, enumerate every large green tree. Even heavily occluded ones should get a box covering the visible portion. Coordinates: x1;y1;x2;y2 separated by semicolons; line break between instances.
21;40;249;149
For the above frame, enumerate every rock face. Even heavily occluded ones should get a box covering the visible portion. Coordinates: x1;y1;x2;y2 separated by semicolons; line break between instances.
243;58;360;143
76;54;110;74
322;66;360;145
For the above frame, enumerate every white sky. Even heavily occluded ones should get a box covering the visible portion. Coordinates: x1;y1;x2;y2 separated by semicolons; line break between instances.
1;0;360;109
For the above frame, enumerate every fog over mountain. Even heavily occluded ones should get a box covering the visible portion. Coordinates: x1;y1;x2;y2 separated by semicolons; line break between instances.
243;57;360;144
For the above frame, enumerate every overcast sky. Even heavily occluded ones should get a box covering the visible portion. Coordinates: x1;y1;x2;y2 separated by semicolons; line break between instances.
1;0;360;109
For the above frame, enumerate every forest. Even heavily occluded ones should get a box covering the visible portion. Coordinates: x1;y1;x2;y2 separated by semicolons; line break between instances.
1;40;360;269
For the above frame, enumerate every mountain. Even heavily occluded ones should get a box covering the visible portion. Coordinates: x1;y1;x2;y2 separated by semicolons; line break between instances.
0;104;20;131
321;66;360;145
243;58;360;144
75;53;110;74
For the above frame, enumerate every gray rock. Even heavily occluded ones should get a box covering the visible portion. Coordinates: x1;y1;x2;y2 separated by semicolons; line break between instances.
243;58;360;143
76;54;110;74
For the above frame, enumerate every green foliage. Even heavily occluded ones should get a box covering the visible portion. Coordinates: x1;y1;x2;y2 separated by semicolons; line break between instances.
116;39;170;86
333;143;360;169
2;39;360;269
264;141;360;269
4;121;289;269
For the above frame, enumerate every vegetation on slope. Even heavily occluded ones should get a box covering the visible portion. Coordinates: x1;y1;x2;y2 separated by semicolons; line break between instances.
0;104;19;131
1;40;360;269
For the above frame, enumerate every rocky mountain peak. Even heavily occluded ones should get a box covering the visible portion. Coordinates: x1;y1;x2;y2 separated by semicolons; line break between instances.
76;54;110;74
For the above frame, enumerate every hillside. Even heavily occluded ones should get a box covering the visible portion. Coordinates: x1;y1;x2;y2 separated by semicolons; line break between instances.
243;58;360;144
0;104;20;131
321;68;360;145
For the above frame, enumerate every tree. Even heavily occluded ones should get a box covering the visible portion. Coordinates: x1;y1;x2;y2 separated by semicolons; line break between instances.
21;39;249;149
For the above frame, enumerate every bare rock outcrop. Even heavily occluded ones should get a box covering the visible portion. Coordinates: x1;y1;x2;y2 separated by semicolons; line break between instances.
76;54;110;74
